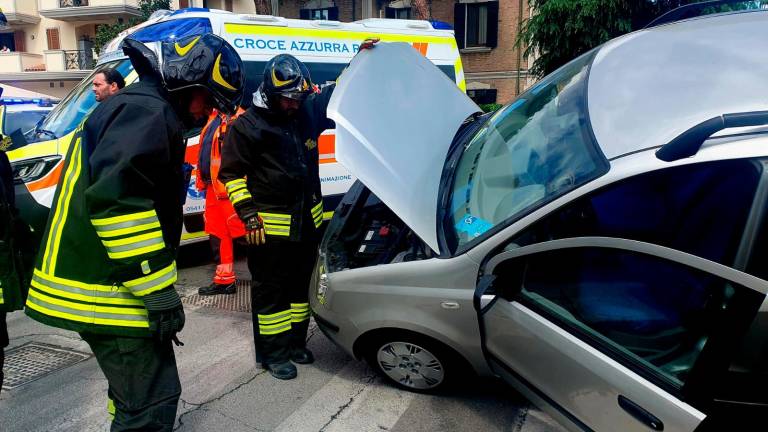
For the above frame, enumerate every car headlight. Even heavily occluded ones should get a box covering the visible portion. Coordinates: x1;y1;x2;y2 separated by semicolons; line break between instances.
12;156;61;184
316;252;329;305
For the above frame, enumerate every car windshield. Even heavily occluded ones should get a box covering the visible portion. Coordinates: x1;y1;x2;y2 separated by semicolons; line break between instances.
448;50;608;250
27;59;134;143
4;110;48;135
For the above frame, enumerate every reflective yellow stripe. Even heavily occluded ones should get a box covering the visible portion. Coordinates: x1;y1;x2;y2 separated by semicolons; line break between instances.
103;230;163;247
26;299;149;328
29;289;147;316
311;202;323;217
106;242;165;260
259;321;292;335
455;57;466;93
323;211;334;221
258;309;291;320
224;23;455;45
95;221;162;239
225;178;246;190
108;398;116;419
226;185;248;196
264;225;290;236
33;268;126;293
258;312;291;325
229;190;252;205
291;303;311;323
91;210;158;227
43;135;84;273
103;231;166;260
122;262;177;296
30;279;144;307
259;212;291;222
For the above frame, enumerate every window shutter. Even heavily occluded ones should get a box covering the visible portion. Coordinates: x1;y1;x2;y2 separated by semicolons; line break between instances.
454;3;466;49
46;28;61;50
179;0;189;8
328;7;339;20
385;7;396;18
485;1;499;49
224;0;233;11
14;31;26;53
300;9;310;19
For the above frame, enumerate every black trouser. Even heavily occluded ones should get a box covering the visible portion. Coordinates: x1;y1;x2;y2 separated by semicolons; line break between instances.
1;312;7;393
247;238;318;365
80;333;181;432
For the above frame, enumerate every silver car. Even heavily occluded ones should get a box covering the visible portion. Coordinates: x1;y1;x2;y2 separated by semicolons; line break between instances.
311;9;768;432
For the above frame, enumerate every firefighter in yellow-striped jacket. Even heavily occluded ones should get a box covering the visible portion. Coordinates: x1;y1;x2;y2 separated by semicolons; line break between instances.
24;34;244;431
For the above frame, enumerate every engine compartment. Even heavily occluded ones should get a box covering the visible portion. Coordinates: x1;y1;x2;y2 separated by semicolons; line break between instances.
322;181;434;272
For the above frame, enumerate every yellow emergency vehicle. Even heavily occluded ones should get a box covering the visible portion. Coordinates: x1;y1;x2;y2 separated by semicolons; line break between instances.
7;7;465;242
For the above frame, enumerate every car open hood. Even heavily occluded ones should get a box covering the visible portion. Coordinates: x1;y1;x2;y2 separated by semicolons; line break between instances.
328;42;480;252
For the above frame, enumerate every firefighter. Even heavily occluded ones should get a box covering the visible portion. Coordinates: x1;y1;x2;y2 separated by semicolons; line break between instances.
195;106;246;296
24;34;244;430
220;40;377;380
0;135;35;393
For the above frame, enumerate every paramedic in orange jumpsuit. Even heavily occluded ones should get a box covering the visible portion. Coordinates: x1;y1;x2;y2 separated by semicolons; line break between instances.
196;108;246;296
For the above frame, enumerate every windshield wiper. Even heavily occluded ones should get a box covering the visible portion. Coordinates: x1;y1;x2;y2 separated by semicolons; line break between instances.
36;129;57;139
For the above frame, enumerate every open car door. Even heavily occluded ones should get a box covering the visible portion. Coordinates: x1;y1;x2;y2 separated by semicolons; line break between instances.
474;238;768;431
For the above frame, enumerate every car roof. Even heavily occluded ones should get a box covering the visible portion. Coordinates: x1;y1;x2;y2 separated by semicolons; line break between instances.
587;9;768;160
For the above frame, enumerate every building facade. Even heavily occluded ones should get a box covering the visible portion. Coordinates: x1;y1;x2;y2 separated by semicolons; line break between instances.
177;0;531;104
0;0;142;98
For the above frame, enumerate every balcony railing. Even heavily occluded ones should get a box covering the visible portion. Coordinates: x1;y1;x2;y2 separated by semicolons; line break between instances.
64;50;95;70
60;0;89;6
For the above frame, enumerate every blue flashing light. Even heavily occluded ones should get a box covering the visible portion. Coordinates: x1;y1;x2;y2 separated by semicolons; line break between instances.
131;17;212;43
32;98;40;103
171;8;210;16
429;20;453;30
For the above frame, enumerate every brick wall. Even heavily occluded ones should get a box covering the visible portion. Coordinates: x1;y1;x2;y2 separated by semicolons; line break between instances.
431;0;530;104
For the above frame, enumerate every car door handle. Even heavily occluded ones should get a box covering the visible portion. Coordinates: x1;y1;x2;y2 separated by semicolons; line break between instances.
618;395;664;431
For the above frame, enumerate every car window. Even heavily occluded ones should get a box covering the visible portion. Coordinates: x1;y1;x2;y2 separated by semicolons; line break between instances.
4;110;48;135
512;159;763;267
28;60;134;143
447;49;607;251
514;247;750;388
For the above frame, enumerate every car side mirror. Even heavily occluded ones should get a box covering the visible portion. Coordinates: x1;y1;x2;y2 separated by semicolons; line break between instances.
9;128;27;150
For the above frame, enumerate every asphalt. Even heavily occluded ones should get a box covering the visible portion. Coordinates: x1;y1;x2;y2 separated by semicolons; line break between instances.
0;245;565;432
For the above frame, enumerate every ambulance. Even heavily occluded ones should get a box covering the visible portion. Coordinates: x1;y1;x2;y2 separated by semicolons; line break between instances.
7;8;465;244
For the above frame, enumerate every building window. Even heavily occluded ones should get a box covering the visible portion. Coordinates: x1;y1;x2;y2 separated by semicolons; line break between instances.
467;88;497;105
300;7;340;20
454;1;499;49
46;28;61;50
179;0;189;8
386;7;412;19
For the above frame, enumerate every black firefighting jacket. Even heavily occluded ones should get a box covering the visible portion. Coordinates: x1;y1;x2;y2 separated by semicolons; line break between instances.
220;85;334;242
24;80;186;336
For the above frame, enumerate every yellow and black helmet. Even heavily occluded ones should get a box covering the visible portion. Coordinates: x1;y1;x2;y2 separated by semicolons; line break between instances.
122;33;245;115
262;54;313;106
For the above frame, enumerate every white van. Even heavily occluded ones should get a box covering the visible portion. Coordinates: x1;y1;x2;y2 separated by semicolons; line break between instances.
8;8;465;243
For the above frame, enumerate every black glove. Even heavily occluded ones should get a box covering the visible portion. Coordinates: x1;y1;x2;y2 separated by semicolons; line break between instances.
143;286;185;344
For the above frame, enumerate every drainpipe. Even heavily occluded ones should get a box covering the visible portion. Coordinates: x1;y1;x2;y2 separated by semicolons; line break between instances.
516;0;524;95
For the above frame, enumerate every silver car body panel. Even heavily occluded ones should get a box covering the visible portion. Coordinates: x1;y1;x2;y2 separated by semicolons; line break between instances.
484;302;705;432
310;253;493;376
327;42;480;252
587;11;768;160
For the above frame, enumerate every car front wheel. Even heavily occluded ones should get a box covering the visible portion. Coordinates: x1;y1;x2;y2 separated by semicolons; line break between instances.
365;333;459;392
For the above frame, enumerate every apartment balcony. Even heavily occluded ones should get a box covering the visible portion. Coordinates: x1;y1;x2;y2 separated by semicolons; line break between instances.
0;52;45;73
39;0;141;22
0;0;41;25
45;49;95;71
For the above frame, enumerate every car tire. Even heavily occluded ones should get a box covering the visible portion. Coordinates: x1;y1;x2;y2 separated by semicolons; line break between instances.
364;332;463;393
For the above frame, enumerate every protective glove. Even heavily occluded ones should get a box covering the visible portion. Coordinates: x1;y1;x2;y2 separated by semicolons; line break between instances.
143;286;185;344
359;37;380;51
245;214;266;246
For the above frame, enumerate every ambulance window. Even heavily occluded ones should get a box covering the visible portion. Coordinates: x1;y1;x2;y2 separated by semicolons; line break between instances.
437;65;457;84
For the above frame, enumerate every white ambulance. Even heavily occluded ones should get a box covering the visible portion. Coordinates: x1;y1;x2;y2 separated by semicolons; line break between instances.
7;8;465;243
